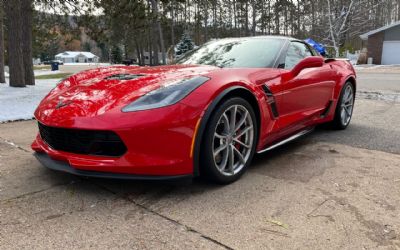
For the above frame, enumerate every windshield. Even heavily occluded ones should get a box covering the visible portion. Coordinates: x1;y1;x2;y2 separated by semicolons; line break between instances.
175;38;284;68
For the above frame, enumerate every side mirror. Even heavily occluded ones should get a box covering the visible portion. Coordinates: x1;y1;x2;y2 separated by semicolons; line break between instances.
291;56;324;76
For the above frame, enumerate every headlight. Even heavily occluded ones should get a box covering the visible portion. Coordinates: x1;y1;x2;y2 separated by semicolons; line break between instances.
122;76;210;112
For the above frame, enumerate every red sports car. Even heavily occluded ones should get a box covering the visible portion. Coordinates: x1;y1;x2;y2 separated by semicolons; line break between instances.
32;36;356;184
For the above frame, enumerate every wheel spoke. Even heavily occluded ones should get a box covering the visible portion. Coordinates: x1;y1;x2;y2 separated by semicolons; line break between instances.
235;111;248;132
214;143;228;157
233;138;250;148
215;133;227;139
345;89;350;101
341;108;346;124
345;88;353;102
229;105;237;133
346;94;353;103
222;113;230;132
344;106;351;116
218;148;229;171
233;147;245;164
235;125;253;139
227;145;234;173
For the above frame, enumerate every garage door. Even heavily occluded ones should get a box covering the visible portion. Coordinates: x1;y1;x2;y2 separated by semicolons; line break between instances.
382;41;400;65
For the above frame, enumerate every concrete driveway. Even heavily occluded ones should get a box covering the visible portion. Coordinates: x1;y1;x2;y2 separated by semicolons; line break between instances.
1;71;400;249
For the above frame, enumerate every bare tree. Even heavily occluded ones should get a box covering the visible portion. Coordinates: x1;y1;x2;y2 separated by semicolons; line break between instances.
326;0;354;57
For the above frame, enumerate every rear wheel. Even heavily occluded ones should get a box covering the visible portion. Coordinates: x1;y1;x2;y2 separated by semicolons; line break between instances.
201;97;258;184
331;82;355;130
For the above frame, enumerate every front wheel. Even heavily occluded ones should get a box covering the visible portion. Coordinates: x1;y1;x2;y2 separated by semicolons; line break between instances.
200;97;258;184
331;82;355;130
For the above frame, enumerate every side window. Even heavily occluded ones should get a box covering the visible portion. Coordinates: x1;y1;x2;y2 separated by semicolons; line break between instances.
284;42;313;69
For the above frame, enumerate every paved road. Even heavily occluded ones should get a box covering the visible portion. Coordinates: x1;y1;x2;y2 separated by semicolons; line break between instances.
314;70;400;155
1;70;400;249
309;99;400;154
357;72;400;93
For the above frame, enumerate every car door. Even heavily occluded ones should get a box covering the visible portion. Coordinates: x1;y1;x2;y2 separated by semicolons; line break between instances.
277;41;336;135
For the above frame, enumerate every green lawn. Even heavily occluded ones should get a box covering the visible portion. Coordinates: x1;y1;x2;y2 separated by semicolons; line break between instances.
33;65;51;70
35;72;72;79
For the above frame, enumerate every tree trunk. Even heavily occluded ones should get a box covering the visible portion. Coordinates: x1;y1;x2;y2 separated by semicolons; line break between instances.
245;1;249;36
398;0;400;21
233;0;237;36
149;0;165;65
252;0;256;36
21;0;34;85
275;5;280;35
157;20;166;64
170;4;175;46
204;1;208;41
5;0;25;87
212;0;217;38
0;1;5;84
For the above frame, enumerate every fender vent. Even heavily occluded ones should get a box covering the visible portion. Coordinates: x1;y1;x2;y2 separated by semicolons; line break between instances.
262;85;279;118
105;74;145;81
320;100;333;118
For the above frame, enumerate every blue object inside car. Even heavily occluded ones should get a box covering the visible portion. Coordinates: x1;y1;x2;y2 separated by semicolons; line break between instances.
305;38;326;56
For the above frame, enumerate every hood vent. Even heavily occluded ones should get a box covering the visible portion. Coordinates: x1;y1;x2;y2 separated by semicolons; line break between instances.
105;74;145;81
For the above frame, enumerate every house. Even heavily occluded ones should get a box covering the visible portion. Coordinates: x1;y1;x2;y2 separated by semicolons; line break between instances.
55;51;100;64
360;21;400;65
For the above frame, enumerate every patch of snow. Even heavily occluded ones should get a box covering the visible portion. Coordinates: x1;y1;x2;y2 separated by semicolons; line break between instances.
358;90;400;103
0;78;60;122
34;70;65;76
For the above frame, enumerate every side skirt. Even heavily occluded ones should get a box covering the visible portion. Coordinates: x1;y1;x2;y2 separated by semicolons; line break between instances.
257;127;314;154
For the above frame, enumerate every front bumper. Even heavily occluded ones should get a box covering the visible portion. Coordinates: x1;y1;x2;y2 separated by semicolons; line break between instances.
34;152;192;181
32;102;203;177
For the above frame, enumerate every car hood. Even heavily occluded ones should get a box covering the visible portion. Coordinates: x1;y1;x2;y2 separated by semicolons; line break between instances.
35;65;219;122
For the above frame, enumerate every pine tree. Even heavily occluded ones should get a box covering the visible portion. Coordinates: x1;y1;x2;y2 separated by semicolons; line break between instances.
174;33;195;58
111;46;123;64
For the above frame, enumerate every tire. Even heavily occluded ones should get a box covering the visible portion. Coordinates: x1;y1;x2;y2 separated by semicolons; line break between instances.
331;82;355;130
200;97;258;184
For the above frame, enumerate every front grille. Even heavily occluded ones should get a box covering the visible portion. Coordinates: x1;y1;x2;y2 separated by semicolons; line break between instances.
38;123;127;157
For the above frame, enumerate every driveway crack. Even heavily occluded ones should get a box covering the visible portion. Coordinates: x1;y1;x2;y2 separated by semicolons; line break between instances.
0;136;30;153
93;182;234;250
0;181;75;203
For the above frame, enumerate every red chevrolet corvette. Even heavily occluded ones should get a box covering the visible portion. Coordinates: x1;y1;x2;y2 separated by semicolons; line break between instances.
32;36;356;184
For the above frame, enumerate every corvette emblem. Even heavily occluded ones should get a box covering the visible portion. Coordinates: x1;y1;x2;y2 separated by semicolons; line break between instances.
55;100;72;109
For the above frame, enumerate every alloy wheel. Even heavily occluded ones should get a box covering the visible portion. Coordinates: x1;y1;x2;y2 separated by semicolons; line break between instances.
340;85;354;126
212;104;255;176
